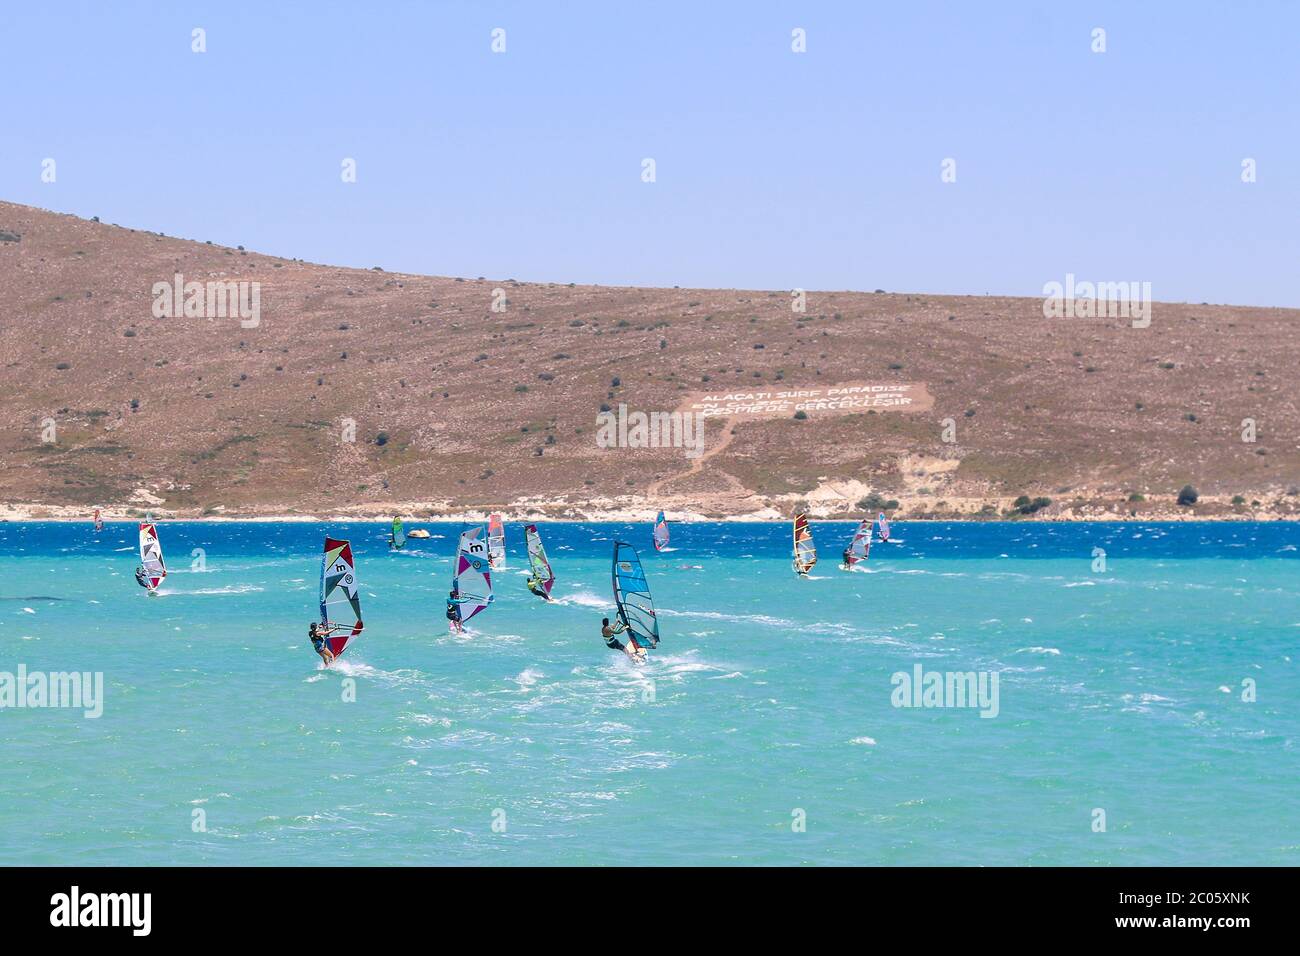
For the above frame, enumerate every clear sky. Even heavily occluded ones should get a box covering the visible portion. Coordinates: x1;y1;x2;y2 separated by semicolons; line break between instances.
3;1;1297;306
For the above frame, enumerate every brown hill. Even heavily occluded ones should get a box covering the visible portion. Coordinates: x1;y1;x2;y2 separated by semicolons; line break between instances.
1;200;1296;521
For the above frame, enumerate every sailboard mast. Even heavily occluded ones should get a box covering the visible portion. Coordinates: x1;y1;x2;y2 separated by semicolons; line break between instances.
792;512;817;575
319;537;364;658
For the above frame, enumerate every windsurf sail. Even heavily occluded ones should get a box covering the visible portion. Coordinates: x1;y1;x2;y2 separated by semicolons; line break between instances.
138;522;167;590
793;512;817;574
612;541;659;648
653;510;670;552
453;526;494;623
487;514;506;568
877;512;891;542
93;508;103;532
391;516;406;550
844;518;871;568
524;524;555;597
320;537;364;657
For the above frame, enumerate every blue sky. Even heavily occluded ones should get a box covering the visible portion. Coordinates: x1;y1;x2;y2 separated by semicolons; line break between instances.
3;1;1297;305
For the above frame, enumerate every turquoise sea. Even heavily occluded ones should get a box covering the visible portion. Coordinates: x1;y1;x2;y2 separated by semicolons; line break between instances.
1;520;1296;866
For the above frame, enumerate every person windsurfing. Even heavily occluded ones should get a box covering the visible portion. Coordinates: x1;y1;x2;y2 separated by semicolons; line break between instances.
601;616;628;652
526;574;551;601
134;566;150;588
308;620;337;666
446;587;463;633
841;546;853;570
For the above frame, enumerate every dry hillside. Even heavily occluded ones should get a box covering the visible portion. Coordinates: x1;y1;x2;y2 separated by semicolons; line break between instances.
1;200;1296;520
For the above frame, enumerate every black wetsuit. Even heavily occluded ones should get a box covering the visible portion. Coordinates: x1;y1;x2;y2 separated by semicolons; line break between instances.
446;600;461;626
602;624;626;651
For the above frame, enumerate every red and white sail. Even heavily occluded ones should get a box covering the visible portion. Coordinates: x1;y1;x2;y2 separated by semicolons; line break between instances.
844;518;872;568
138;522;167;590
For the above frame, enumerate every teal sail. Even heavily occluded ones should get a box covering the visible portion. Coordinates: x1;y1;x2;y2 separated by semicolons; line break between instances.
611;541;659;647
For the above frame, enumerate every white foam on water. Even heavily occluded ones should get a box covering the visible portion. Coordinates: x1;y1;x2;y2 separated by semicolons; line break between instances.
1016;647;1061;655
850;736;877;746
513;668;545;691
558;590;609;609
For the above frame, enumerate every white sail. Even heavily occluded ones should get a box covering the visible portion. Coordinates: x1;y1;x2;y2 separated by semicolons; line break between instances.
487;514;506;569
454;527;494;623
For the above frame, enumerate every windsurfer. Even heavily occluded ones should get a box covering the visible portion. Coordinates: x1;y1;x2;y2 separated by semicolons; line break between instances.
601;616;641;655
309;621;336;666
842;547;853;569
446;588;463;632
134;566;150;588
526;575;550;600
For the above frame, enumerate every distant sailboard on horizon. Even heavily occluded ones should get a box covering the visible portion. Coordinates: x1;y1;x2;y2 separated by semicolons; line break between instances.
487;514;506;569
652;510;670;552
793;512;817;576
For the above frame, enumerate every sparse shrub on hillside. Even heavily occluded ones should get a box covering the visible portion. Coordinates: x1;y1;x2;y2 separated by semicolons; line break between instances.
857;493;898;512
538;372;554;381
1232;495;1246;505
1177;485;1198;506
569;319;584;327
375;432;389;447
611;377;620;387
888;362;903;370
55;362;71;370
599;402;611;413
515;385;528;393
124;329;136;337
793;410;808;420
1127;492;1145;502
1011;495;1051;515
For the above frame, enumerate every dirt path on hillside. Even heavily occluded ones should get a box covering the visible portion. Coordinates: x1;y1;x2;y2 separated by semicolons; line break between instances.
647;416;743;498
